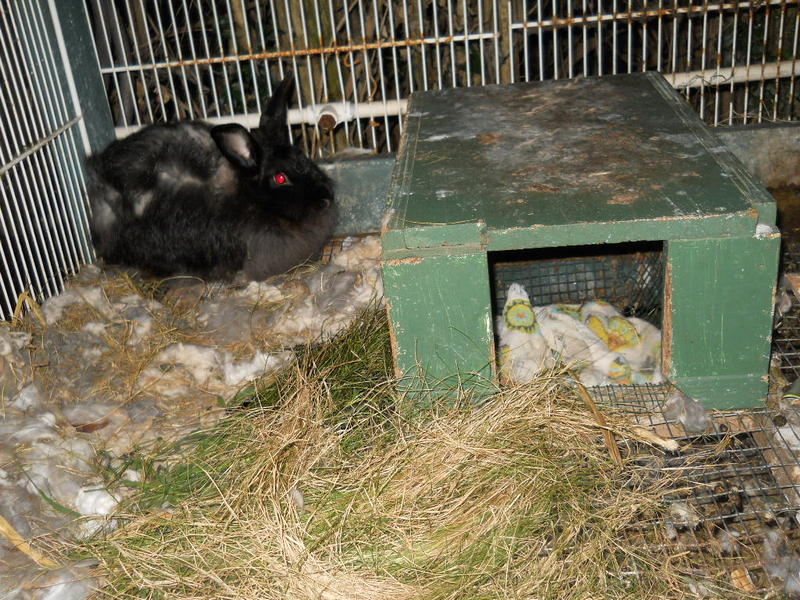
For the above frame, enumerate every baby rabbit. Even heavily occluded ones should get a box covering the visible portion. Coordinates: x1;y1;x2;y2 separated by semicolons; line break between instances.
87;74;336;280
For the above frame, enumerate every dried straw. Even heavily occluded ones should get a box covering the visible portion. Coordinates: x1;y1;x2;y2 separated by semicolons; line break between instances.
56;311;752;599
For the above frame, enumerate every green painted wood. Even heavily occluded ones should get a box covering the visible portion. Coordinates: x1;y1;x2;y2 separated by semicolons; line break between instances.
387;72;770;251
382;251;496;399
52;0;115;153
665;233;780;409
381;72;779;406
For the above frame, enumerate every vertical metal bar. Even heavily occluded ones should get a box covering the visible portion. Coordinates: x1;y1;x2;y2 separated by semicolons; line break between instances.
123;0;154;123
109;0;141;125
196;0;223;118
447;0;458;87
744;1;755;124
656;0;663;72
326;0;353;144
567;0;575;79
774;1;787;121
758;2;772;122
253;0;271;116
729;6;740;125
137;0;168;121
13;1;76;281
279;0;308;152
94;0;127;125
597;0;603;75
297;0;322;155
713;11;723;125
355;0;378;149
535;0;544;81
699;3;709;120
447;0;457;87
38;0;96;262
432;0;444;88
641;0;648;71
789;7;800;120
670;0;679;75
463;0;472;86
0;4;55;297
385;1;404;139
582;0;589;76
180;0;209;118
401;0;416;93
552;0;560;79
612;0;618;75
21;0;91;268
223;0;248;116
211;0;235;116
370;0;392;151
417;0;430;90
477;0;487;85
151;0;181;119
626;0;633;74
686;12;694;106
509;0;517;82
341;0;366;147
493;0;501;83
239;0;260;116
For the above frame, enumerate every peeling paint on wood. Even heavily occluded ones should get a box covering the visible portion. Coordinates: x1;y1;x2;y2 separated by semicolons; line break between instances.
381;73;778;406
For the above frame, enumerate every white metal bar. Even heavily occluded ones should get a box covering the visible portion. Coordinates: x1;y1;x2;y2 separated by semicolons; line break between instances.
32;0;93;265
386;1;405;140
370;0;392;151
341;0;365;147
713;11;724;125
789;7;800;120
211;1;235;117
326;0;352;145
109;0;142;124
151;1;182;120
123;0;154;122
29;0;93;254
729;5;740;124
180;0;208;118
137;0;167;121
18;1;86;273
774;1;787;121
509;0;798;31
743;3;755;123
94;1;128;126
758;2;772;122
567;0;575;78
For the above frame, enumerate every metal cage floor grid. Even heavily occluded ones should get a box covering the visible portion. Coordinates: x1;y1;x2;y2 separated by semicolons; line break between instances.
592;384;800;597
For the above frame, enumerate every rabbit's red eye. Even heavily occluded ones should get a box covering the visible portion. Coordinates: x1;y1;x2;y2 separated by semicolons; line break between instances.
273;173;289;185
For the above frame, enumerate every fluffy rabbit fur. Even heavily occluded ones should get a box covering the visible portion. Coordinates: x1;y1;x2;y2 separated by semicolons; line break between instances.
87;75;336;280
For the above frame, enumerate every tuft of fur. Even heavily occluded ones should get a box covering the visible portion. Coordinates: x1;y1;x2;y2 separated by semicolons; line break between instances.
87;74;336;280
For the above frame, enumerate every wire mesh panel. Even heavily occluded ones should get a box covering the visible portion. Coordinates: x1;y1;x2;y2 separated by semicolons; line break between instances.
491;242;665;325
508;0;800;126
86;0;800;157
0;0;93;320
593;384;800;597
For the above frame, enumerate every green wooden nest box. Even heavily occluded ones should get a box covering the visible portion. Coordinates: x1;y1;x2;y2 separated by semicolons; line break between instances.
381;72;779;409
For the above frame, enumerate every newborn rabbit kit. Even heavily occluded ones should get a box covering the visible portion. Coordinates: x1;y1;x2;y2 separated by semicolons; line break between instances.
87;75;337;281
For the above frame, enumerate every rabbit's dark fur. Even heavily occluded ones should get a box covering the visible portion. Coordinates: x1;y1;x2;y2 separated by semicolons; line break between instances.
87;75;336;280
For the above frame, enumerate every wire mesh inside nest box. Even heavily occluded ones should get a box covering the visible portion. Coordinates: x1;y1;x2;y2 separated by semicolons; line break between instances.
490;241;666;326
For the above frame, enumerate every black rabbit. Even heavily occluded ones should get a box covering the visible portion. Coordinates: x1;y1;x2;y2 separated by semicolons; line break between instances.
87;75;336;280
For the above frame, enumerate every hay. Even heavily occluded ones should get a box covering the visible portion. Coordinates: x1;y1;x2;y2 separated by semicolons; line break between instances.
58;311;754;599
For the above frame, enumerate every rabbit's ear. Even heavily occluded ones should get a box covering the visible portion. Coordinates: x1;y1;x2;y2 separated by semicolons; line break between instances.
211;124;261;171
259;72;294;144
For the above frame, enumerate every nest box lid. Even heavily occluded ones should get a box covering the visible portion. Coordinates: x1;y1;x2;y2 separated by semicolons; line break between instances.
383;72;775;254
